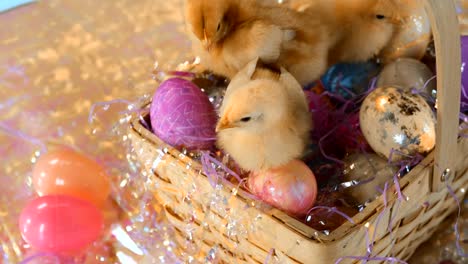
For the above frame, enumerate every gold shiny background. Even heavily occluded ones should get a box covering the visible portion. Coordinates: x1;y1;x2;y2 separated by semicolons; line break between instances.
0;0;466;263
0;0;190;262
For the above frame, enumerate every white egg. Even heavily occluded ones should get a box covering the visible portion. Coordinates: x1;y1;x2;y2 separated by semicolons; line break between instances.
379;0;431;62
360;86;436;161
377;58;436;94
343;153;398;204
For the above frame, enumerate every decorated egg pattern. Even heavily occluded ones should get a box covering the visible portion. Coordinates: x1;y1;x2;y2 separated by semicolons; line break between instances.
360;87;436;160
150;77;217;150
248;159;317;216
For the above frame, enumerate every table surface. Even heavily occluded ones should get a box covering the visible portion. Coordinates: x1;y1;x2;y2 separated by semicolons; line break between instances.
0;1;465;263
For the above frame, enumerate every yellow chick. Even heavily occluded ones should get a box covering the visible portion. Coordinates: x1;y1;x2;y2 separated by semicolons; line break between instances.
185;0;331;86
288;0;398;65
216;58;312;172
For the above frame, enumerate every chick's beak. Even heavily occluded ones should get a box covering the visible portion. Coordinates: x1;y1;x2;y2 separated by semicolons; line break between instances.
215;119;235;132
203;30;213;51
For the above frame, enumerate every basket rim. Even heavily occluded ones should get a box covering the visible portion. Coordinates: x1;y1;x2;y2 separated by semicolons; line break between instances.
129;100;467;243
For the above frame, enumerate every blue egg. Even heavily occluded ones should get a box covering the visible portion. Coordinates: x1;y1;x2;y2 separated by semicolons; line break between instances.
321;62;381;99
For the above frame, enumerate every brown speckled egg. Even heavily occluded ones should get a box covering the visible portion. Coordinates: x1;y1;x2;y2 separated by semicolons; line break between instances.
360;87;436;161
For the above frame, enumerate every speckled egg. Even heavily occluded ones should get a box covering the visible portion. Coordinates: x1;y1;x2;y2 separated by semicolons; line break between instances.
360;86;436;161
377;58;435;94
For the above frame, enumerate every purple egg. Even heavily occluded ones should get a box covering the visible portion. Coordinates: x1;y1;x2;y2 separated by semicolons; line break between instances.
461;36;468;112
150;78;217;150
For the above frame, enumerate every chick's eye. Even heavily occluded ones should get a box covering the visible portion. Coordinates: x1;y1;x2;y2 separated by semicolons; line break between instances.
240;117;251;122
216;23;221;31
376;14;385;19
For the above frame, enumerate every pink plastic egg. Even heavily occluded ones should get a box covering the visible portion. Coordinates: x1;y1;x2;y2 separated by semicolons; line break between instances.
248;160;318;216
19;195;103;253
150;78;217;150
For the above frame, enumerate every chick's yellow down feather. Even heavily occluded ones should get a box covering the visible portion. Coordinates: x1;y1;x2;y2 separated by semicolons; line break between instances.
185;0;331;86
288;0;397;64
216;58;312;172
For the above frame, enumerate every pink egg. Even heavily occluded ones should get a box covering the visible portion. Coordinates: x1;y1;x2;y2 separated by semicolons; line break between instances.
19;195;103;253
248;160;318;216
150;78;217;150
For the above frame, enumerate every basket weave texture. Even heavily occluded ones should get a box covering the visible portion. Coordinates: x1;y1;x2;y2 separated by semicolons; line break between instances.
128;0;468;263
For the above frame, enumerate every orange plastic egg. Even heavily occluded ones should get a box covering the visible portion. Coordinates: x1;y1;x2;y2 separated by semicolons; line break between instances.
32;148;111;207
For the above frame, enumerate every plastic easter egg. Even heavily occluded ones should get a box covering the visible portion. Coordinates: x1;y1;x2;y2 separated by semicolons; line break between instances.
19;195;103;253
150;77;217;150
379;0;431;62
321;62;380;99
32;148;110;207
343;153;398;204
248;160;317;216
360;86;436;160
461;36;468;112
377;58;436;94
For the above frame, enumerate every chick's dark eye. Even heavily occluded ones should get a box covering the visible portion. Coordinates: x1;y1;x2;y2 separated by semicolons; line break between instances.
216;23;221;31
240;117;251;122
376;14;385;19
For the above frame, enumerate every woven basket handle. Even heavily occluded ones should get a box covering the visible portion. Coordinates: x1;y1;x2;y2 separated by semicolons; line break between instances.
424;0;461;191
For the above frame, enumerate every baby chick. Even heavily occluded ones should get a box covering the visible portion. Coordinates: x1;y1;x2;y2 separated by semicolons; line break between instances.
185;0;331;86
216;58;312;172
288;0;397;64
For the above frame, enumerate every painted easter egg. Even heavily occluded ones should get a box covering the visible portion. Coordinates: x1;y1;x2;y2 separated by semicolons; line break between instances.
342;153;398;204
248;159;317;216
379;0;431;62
19;195;103;253
32;148;110;207
150;78;217;150
377;58;436;94
360;86;436;160
321;62;380;99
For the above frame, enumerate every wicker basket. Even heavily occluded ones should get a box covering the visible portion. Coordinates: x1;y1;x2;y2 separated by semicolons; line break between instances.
128;0;468;263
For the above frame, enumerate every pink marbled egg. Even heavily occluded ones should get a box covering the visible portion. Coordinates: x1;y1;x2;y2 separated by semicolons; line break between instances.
150;78;217;150
248;160;318;216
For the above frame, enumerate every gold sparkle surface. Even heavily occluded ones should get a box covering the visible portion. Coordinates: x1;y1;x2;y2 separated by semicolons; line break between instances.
0;0;191;262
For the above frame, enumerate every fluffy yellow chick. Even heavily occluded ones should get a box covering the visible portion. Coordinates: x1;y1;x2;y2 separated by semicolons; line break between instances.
216;58;312;172
185;0;331;86
288;0;398;64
